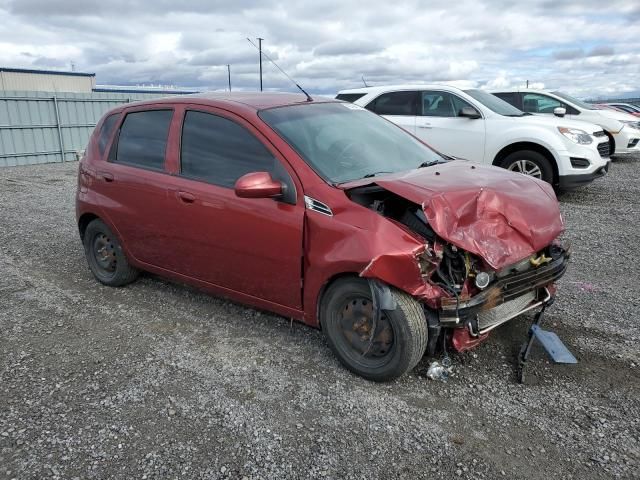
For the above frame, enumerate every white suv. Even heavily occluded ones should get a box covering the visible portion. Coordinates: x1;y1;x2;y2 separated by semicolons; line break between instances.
337;85;610;189
492;89;640;157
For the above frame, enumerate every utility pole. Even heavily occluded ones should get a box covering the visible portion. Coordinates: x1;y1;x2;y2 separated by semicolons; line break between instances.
258;37;264;91
526;80;529;88
227;64;231;92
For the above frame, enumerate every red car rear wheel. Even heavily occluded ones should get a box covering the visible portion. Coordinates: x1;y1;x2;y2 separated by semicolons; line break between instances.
83;219;139;287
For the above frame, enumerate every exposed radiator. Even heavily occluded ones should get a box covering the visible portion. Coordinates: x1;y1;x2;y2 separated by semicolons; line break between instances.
477;291;537;332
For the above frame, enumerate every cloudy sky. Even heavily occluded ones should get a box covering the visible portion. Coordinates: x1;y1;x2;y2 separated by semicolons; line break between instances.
0;0;638;98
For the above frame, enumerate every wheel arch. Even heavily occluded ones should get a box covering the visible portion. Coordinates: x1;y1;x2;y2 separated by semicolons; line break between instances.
603;130;616;156
492;141;559;184
78;212;100;240
315;272;362;330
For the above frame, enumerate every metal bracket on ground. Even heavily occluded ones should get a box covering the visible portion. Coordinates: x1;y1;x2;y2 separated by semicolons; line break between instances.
517;305;577;384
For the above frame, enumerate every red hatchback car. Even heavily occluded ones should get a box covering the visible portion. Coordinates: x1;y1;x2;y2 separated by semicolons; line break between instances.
77;93;569;381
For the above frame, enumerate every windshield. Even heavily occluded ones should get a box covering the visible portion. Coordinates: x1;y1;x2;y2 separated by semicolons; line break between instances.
463;89;525;116
259;102;444;184
552;91;599;110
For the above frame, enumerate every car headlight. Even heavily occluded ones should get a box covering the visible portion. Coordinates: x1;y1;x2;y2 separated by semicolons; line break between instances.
621;120;640;130
557;127;593;145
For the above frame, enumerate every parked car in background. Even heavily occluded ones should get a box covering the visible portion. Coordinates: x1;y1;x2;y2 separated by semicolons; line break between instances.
598;102;640;117
76;93;570;381
595;104;627;113
492;89;640;157
337;85;610;189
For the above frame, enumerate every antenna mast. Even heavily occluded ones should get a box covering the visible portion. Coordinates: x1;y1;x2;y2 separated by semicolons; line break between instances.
257;37;264;91
246;38;313;101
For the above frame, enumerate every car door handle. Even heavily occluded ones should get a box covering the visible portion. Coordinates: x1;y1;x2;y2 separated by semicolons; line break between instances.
98;171;114;182
177;191;196;204
417;123;432;129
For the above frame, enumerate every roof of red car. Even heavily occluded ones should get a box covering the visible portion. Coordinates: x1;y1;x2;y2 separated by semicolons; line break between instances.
129;91;337;111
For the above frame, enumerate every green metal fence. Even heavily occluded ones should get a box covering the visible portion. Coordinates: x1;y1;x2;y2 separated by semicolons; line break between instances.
0;90;176;167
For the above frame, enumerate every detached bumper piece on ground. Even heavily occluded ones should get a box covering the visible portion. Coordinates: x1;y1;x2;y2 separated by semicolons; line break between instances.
518;303;577;384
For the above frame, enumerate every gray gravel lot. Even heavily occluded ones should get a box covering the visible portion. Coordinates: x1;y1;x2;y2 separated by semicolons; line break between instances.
0;157;639;479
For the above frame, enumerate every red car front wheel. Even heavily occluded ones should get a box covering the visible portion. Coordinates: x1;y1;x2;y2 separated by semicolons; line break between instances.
320;277;428;381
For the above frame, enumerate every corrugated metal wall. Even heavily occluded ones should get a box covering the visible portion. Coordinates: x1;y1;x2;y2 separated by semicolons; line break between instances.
0;90;176;167
0;70;95;93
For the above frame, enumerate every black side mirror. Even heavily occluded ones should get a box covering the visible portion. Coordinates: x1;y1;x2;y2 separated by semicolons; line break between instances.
459;106;481;119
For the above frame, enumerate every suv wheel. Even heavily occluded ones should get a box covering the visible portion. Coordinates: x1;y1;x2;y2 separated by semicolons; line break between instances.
501;150;554;184
320;278;428;382
605;132;616;160
83;219;139;287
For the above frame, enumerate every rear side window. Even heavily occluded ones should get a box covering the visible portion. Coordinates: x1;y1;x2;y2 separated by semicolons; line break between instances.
114;110;173;170
493;92;518;107
180;110;275;188
366;91;419;116
97;113;119;155
335;93;366;103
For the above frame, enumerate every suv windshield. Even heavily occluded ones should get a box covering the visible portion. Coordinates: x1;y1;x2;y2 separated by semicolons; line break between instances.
259;102;444;184
464;89;525;116
552;91;599;110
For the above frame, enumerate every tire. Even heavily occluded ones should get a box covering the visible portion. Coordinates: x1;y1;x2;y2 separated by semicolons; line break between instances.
320;277;428;382
605;132;617;161
83;218;139;287
501;150;554;184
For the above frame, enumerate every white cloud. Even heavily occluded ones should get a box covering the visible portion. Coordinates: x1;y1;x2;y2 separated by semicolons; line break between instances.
0;0;637;98
484;73;511;90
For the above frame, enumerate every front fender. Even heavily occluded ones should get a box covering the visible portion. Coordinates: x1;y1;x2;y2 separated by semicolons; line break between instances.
302;204;442;327
488;127;566;164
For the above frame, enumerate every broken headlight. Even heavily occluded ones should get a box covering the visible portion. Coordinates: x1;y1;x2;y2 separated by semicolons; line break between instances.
474;271;491;289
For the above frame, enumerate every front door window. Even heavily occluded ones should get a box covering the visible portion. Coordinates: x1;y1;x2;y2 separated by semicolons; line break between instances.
522;93;563;114
421;91;474;117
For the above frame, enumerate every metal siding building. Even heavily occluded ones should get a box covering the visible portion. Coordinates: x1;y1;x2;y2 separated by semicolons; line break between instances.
0;68;96;93
0;68;199;167
0;90;178;167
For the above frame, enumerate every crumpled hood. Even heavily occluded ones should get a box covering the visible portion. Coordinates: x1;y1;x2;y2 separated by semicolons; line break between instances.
344;162;564;270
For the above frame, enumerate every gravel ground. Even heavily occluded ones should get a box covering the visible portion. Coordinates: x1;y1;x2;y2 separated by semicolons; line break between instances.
0;156;639;480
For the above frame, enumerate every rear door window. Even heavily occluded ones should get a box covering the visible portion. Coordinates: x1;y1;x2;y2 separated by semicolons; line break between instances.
180;110;275;188
97;113;119;155
335;93;366;103
113;110;173;170
365;91;419;116
493;92;519;109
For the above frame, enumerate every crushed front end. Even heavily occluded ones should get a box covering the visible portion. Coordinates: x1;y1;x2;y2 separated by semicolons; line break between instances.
424;241;570;353
343;164;570;355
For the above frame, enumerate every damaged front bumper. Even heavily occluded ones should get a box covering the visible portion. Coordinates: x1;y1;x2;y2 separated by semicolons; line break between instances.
437;250;569;340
